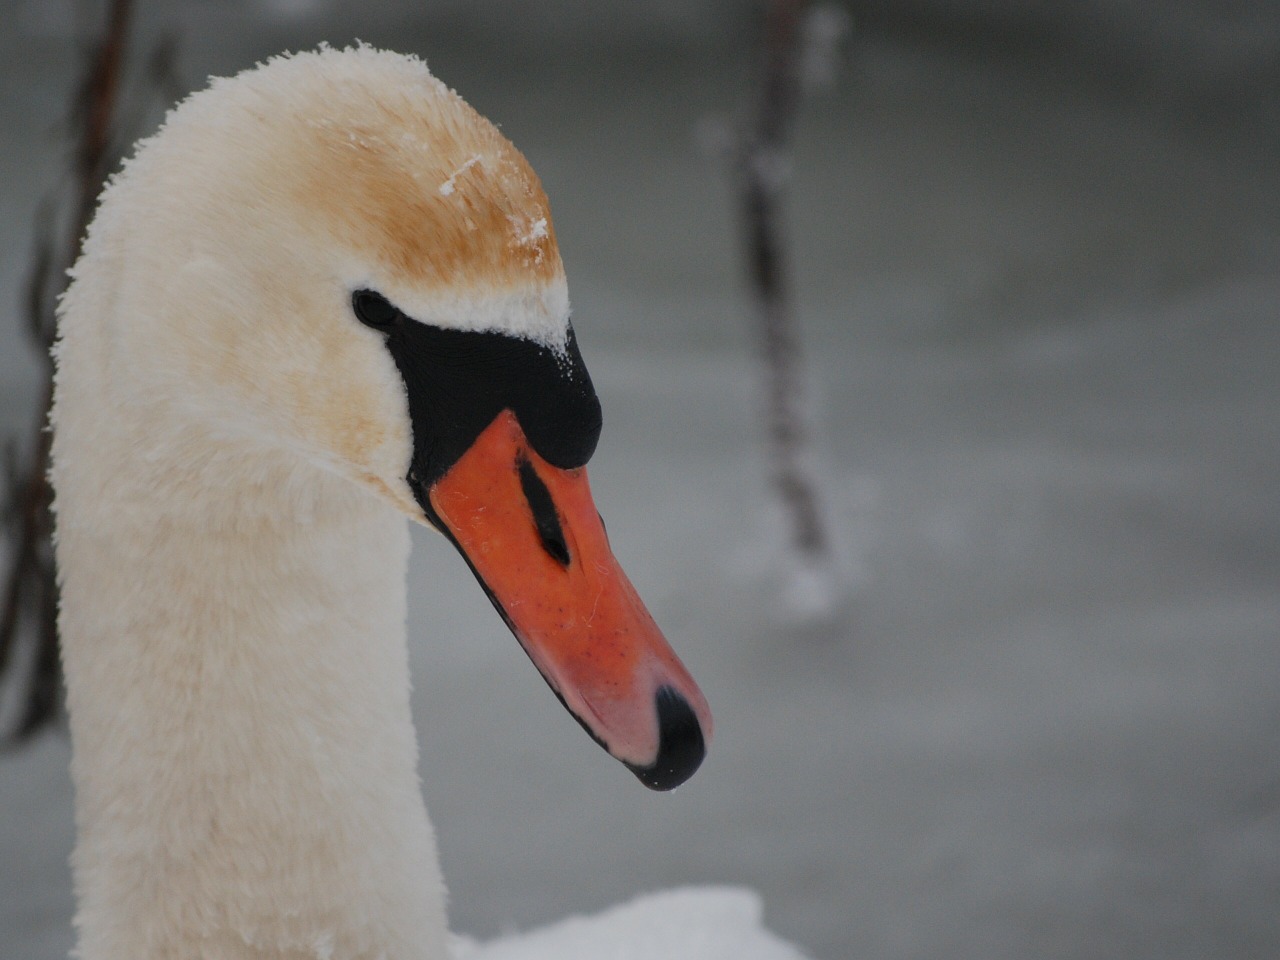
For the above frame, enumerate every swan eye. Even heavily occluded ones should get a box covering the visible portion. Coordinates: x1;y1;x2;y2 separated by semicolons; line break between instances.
352;289;401;330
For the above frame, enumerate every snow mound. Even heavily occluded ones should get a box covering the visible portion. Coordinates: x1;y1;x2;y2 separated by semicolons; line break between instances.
451;887;811;960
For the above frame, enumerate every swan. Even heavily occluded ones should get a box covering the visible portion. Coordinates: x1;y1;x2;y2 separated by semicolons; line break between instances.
48;45;804;960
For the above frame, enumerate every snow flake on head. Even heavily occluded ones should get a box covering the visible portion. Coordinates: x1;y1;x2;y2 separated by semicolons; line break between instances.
518;216;550;245
507;214;552;270
439;154;482;196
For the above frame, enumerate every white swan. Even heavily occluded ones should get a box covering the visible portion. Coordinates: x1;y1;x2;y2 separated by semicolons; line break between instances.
49;46;804;960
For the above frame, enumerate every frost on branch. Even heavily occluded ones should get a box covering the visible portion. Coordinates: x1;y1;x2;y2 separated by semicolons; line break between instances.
716;1;852;622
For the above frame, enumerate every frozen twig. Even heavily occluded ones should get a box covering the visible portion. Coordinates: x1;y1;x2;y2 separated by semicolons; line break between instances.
799;4;852;94
734;1;849;615
0;0;168;745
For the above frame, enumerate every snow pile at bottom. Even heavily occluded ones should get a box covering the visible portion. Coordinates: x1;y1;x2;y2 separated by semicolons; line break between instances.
451;887;810;960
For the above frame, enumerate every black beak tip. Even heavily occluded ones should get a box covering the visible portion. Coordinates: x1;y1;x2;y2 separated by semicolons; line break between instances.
626;686;707;792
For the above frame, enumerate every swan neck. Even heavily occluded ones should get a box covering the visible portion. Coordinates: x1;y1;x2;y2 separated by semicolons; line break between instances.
53;419;449;959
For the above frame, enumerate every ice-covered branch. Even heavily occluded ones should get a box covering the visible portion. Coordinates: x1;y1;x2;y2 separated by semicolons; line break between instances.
731;1;851;619
0;0;180;744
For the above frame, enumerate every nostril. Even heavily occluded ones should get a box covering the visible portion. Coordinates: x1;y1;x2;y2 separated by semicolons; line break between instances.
518;457;570;567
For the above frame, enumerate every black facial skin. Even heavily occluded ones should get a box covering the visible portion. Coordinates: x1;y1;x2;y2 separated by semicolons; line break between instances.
351;289;602;495
352;289;703;791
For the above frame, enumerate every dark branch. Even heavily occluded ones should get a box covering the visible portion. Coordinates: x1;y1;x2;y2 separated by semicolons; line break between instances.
0;0;144;746
740;0;832;561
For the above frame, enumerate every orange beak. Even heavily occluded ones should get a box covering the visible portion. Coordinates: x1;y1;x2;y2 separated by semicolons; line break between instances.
424;410;712;790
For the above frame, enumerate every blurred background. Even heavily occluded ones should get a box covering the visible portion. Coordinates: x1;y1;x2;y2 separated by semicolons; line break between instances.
2;1;1278;958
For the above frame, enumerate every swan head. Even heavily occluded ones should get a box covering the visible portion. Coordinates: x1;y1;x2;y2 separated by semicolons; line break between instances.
88;46;710;789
